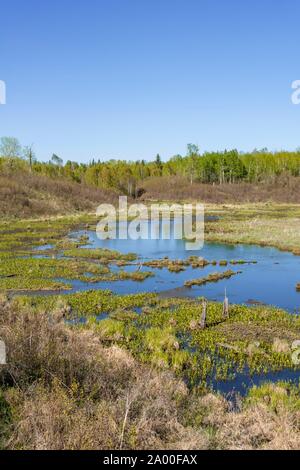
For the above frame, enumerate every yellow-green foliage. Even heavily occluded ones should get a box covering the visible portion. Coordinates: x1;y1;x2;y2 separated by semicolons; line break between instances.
63;248;136;262
90;318;126;341
18;290;157;317
0;257;109;291
141;326;189;371
246;382;300;412
0;216;150;290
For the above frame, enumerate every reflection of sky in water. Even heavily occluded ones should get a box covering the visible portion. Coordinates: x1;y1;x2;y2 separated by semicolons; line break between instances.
51;217;300;313
95;218;204;256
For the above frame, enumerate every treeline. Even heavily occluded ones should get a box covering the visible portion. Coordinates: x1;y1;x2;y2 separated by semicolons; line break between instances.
1;137;300;196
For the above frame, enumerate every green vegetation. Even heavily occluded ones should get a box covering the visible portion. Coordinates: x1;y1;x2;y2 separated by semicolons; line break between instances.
0;256;153;291
18;290;300;388
3;139;300;192
17;289;157;317
0;257;109;291
0;217;156;291
184;270;241;288
63;248;136;262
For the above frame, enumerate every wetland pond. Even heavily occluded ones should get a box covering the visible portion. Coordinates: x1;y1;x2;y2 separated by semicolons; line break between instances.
47;219;300;314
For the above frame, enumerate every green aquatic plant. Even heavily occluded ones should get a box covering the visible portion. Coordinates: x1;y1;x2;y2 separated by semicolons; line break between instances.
139;326;190;372
17;290;157;318
133;298;300;383
63;248;137;262
115;270;154;282
230;259;257;265
0;257;112;291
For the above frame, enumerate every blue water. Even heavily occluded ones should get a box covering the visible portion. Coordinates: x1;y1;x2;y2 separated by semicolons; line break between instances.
213;368;300;399
65;222;300;313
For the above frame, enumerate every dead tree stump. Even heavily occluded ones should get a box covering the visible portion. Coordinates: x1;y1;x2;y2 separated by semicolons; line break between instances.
199;298;207;329
223;290;229;319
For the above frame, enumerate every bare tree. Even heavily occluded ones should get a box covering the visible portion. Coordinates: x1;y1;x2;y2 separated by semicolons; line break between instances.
0;136;22;158
223;289;229;319
199;298;207;329
187;143;200;185
23;145;36;171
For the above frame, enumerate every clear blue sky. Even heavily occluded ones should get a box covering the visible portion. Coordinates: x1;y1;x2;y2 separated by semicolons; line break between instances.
1;0;300;162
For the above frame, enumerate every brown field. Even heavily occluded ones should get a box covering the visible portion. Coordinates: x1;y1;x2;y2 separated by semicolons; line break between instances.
139;175;300;204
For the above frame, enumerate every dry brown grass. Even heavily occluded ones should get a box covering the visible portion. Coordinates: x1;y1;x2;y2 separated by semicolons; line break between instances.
0;296;205;450
139;175;300;203
215;402;300;450
0;170;118;218
185;391;300;450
